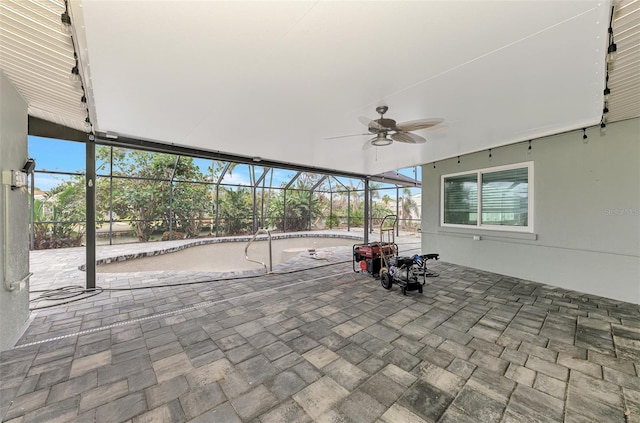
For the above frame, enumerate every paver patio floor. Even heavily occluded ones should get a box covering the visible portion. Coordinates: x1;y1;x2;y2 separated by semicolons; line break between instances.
1;235;639;422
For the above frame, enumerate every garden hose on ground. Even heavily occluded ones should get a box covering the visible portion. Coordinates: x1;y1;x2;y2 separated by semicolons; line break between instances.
29;245;422;310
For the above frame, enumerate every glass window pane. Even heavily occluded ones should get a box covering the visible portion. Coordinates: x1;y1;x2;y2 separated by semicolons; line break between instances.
443;174;478;225
481;167;528;226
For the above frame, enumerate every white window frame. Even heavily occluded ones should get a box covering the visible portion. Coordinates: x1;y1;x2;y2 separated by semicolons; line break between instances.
440;161;534;233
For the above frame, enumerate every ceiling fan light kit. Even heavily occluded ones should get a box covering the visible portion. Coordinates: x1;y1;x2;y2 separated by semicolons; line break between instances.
371;133;393;146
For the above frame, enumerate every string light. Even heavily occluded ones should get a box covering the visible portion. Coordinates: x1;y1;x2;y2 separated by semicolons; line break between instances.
457;156;460;165
607;42;618;63
582;128;588;143
527;140;532;155
601;5;616;127
61;0;93;133
606;10;617;64
70;64;80;82
433;162;436;169
488;149;492;161
60;5;72;34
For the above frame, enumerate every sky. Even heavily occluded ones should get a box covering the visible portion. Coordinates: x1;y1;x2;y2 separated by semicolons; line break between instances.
28;136;421;193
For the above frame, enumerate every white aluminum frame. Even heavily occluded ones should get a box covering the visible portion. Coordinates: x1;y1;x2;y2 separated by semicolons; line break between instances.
440;161;534;233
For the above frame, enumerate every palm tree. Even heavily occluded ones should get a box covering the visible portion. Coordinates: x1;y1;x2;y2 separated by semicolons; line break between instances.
400;188;419;227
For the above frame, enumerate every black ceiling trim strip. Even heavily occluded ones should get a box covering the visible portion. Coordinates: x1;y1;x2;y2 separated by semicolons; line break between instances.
95;133;421;187
28;116;88;143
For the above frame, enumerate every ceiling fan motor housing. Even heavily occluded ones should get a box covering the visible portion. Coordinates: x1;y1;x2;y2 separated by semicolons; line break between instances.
370;118;397;133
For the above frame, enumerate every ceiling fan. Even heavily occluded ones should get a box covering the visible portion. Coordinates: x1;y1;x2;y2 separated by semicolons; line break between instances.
327;106;443;149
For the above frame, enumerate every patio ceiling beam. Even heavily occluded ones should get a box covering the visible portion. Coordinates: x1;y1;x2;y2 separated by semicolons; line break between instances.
95;133;369;181
95;132;421;188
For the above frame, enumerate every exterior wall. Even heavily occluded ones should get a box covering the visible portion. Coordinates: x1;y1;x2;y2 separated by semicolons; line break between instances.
422;118;640;304
0;71;31;350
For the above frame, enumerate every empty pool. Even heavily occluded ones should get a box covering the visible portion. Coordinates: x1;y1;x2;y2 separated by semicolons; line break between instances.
96;236;357;273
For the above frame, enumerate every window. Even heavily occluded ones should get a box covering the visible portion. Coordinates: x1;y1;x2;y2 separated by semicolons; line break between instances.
441;162;533;232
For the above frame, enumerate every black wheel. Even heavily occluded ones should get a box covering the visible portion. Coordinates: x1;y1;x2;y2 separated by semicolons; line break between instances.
380;271;392;290
418;285;423;293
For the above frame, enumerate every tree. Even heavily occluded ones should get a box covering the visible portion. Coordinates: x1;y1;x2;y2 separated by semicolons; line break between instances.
33;178;86;249
217;187;252;235
96;147;211;242
266;178;324;232
400;188;419;227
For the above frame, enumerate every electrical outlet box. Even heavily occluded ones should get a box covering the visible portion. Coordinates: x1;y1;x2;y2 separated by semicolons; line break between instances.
12;170;27;188
2;170;27;189
473;235;481;241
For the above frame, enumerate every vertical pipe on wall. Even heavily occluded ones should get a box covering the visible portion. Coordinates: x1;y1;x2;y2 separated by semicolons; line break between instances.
86;135;96;290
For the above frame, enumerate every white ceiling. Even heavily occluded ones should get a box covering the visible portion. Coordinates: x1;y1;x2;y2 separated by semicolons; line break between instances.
2;1;637;177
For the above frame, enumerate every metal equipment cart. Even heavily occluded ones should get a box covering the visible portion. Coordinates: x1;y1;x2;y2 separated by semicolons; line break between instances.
352;215;398;277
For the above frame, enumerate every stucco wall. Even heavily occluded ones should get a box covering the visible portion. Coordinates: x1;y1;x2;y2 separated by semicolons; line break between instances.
0;71;31;350
422;118;640;304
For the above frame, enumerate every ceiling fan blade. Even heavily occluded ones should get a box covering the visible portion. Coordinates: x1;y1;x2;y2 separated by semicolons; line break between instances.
362;139;374;150
324;133;369;140
396;118;444;132
391;132;426;144
359;116;382;130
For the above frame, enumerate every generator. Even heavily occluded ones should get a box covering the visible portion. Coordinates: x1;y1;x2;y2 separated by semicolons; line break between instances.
353;242;397;276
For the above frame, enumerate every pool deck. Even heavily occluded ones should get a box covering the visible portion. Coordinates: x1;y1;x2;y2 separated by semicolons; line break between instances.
2;230;639;422
28;230;381;291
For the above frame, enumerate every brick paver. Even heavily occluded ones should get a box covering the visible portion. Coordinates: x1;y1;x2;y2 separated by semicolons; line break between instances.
1;231;638;422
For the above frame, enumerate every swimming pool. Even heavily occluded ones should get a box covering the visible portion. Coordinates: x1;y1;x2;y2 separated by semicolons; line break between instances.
96;235;361;273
